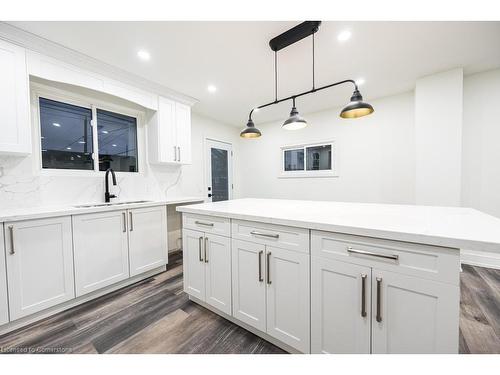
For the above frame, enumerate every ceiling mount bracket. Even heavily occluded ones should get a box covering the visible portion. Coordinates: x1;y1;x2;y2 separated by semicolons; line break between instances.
269;21;321;52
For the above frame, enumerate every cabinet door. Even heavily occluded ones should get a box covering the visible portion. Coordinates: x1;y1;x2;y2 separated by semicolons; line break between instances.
231;240;266;331
175;102;191;165
205;233;232;314
266;246;310;353
0;40;31;155
128;206;168;276
311;257;371;353
371;269;459;354
0;227;9;325
5;217;74;320
157;96;177;163
73;211;129;297
182;228;205;300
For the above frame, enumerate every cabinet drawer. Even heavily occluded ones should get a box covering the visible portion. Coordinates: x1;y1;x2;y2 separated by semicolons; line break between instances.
183;213;230;237
311;231;459;285
232;220;309;253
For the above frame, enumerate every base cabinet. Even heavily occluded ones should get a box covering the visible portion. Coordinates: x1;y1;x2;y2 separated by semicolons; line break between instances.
266;246;310;353
128;206;168;276
311;256;459;354
232;240;267;332
0;228;9;325
73;211;129;297
183;228;232;315
4;217;75;320
371;269;459;354
311;257;371;354
231;239;310;353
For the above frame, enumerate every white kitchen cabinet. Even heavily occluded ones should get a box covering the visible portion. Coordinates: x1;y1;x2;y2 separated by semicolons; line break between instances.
231;238;310;353
371;269;459;354
73;211;129;297
174;102;192;164
266;246;310;353
4;217;75;320
128;206;168;277
0;39;31;155
148;96;192;165
0;227;9;325
231;239;267;331
182;228;232;314
311;257;371;354
204;233;232;314
183;229;206;300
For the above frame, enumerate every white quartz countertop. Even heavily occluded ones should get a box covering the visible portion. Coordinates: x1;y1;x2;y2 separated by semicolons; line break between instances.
177;198;500;253
0;196;205;222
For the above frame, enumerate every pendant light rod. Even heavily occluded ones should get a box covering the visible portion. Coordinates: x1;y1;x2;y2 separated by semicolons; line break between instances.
312;32;315;90
248;79;359;120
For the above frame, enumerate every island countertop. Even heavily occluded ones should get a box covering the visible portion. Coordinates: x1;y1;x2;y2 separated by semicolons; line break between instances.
177;198;500;253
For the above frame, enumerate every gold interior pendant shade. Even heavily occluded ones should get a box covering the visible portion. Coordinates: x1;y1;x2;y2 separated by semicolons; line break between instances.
340;89;374;119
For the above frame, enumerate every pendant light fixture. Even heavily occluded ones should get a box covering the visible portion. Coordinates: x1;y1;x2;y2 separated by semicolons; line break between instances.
240;21;374;139
282;98;307;130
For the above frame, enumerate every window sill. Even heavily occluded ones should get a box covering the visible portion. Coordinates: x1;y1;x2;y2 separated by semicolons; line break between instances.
278;171;339;179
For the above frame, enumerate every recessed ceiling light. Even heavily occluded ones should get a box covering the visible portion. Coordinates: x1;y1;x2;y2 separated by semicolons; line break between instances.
42;149;47;152
66;147;72;150
356;78;365;86
78;141;86;144
52;123;61;127
337;30;352;42
102;130;109;134
207;85;217;93
137;50;151;61
112;144;117;147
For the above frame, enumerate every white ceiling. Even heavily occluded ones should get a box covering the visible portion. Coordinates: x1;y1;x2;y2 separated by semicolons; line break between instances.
10;21;500;127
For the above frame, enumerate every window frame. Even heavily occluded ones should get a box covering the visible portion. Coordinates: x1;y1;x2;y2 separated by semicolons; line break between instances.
31;82;144;177
279;140;338;178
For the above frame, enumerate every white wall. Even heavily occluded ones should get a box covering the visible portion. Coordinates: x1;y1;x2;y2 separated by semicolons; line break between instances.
414;68;464;206
237;91;415;204
462;68;500;219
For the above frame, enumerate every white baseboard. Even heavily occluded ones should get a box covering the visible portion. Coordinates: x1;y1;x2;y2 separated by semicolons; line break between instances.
461;249;500;270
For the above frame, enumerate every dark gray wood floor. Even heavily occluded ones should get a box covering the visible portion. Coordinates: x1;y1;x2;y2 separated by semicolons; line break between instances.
0;253;498;354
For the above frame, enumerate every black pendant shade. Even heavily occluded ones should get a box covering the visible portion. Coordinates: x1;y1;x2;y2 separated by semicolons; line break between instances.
240;118;262;138
340;89;374;119
282;106;308;130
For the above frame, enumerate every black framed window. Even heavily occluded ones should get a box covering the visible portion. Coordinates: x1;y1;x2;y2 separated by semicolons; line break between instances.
39;97;94;170
38;97;138;172
96;109;138;172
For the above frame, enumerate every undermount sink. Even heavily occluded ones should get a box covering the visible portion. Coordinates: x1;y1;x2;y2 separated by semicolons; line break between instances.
74;200;152;208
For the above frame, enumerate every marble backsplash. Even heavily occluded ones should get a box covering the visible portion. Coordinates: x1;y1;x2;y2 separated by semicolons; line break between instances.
0;155;192;210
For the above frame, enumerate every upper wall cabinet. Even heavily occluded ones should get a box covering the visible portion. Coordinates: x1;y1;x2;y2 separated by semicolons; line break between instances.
148;96;192;165
0;39;31;155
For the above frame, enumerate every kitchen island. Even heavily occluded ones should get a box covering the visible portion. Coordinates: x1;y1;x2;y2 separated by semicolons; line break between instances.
177;198;500;354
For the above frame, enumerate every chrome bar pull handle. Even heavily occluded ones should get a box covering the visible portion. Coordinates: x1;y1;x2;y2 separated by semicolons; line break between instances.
376;277;382;323
8;225;15;255
195;221;214;227
173;146;177;161
250;231;279;239
266;252;272;284
129;212;133;231
178;146;181;162
258;250;264;282
361;274;367;318
122;212;127;232
198;236;203;262
204;237;208;263
347;247;398;261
